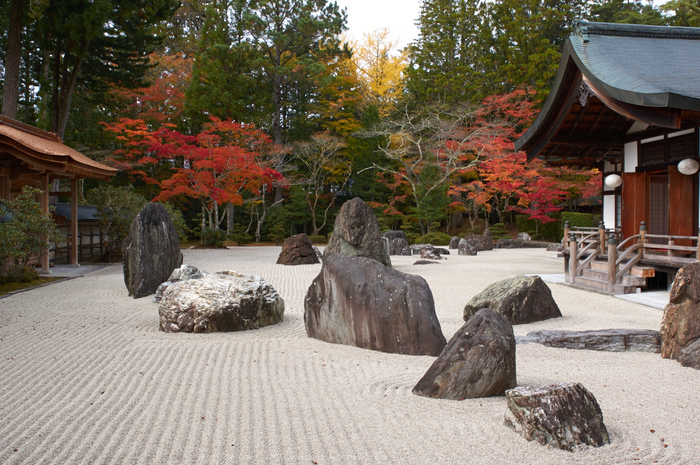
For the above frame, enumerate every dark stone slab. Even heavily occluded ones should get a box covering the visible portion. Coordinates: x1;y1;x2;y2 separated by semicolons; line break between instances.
304;254;446;355
464;275;562;325
413;260;439;265
505;382;610;451
123;203;182;299
494;239;552;249
382;230;407;242
413;308;516;399
323;197;391;267
420;245;442;260
460;234;492;252
517;329;661;353
276;234;320;265
449;236;460;249
661;262;700;359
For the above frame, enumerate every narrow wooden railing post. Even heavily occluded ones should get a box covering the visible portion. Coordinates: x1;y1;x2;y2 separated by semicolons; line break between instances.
608;233;617;293
563;220;570;250
598;221;606;255
569;232;578;285
639;222;647;259
697;233;700;260
668;238;675;257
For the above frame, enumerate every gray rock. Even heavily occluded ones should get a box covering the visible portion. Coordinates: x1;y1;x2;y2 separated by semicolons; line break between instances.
388;237;411;256
504;382;610;451
661;262;700;359
516;232;532;241
276;234;320;265
382;230;407;242
435;247;450;255
323;197;391;267
546;243;564;252
464;275;562;325
460;234;493;252
159;271;284;333
678;338;700;369
494;239;551;249
413;309;516;399
313;246;323;261
413;260;439;265
458;238;477;256
450;236;460;249
154;264;207;303
304;254;446;356
420;246;442;260
123;203;182;299
518;329;661;353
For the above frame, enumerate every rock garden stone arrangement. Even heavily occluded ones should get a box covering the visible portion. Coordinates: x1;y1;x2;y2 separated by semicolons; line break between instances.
413;308;516;399
504;382;610;451
323;197;391;267
159;269;284;333
123;203;182;299
464;275;562;325
276;233;320;265
660;261;700;362
304;254;446;356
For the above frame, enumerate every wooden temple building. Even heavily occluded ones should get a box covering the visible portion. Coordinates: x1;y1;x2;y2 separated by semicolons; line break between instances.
0;116;117;272
516;21;700;292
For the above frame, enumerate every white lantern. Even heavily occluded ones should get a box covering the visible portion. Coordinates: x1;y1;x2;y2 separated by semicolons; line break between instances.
678;158;699;175
604;174;622;188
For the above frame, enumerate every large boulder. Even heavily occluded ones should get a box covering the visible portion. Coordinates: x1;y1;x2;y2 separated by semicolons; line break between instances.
304;254;446;356
504;382;610;451
678;339;700;369
123;203;182;299
660;262;700;359
154;264;207;303
516;232;532;241
464;275;562;325
276;234;320;265
413;309;516;399
323;197;391;267
460;234;493;252
159;271;284;333
449;236;461;249
420;245;442;260
458;238;477;256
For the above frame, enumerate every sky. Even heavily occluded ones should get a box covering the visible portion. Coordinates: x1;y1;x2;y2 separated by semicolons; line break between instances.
333;0;422;50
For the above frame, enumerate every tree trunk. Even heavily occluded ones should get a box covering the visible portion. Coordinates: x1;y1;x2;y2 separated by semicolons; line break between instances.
55;53;84;139
1;0;24;119
226;203;234;234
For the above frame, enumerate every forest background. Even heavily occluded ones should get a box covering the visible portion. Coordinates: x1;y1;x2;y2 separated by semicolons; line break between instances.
2;0;698;248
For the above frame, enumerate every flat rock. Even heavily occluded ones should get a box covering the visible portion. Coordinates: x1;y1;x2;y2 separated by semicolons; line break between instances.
154;264;207;303
494;239;551;249
505;382;610;451
518;329;661;352
123;203;182;298
413;308;516;399
660;262;700;359
413;260;439;265
304;254;446;356
323;197;391;267
678;339;700;369
464;275;562;325
159;271;284;333
276;233;320;265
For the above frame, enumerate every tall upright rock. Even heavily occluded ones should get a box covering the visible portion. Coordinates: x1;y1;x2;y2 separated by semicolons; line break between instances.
323;197;391;267
661;262;700;359
123;203;182;298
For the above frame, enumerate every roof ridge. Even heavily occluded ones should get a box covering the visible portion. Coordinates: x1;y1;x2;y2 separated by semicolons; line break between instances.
575;20;700;41
0;115;61;142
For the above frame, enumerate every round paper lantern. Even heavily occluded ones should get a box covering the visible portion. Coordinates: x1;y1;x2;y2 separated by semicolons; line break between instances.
604;174;622;188
678;158;699;176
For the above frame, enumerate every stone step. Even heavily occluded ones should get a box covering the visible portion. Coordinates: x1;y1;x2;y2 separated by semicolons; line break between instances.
565;274;638;294
588;259;655;277
581;269;646;287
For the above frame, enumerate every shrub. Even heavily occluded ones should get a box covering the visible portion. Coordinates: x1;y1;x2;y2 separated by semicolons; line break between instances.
516;214;561;242
406;232;420;245
488;223;509;240
0;265;40;284
308;235;327;244
228;224;251;246
416;231;451;246
202;227;227;247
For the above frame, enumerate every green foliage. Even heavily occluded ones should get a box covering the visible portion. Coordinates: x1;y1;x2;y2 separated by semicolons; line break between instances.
488;223;509;240
0;187;61;270
0;265;40;284
416;231;451;246
202;227;227;247
267;222;287;245
516;214;561;242
307;235;327;244
85;185;147;258
561;212;600;235
228;224;252;246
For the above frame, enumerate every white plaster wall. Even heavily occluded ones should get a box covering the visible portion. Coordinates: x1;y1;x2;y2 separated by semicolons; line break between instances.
624;141;638;172
604;194;616;229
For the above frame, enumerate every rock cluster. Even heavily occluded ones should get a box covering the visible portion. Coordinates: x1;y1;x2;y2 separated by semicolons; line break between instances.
464;275;561;325
323;197;391;267
504;382;610;451
159;270;284;333
276;234;320;265
123;203;182;299
304;254;446;355
660;262;700;359
413;309;516;399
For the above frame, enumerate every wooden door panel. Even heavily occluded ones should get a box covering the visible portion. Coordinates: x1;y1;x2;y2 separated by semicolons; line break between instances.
669;166;697;246
621;172;646;241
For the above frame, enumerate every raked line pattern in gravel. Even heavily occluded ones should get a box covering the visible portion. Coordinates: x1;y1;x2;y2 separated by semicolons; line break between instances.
1;247;699;464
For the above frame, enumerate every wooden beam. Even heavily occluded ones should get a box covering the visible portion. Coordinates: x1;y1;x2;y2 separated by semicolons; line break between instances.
551;135;624;147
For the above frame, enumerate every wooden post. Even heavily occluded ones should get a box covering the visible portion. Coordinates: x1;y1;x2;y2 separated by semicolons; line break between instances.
668;238;675;257
569;233;578;285
598;221;605;255
639;221;647;260
70;178;79;266
697;233;700;260
608;233;617;293
563;221;570;250
40;173;50;273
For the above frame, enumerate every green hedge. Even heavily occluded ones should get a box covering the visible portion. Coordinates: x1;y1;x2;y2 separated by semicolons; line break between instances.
416;231;451;246
308;235;327;244
515;215;562;242
561;212;601;236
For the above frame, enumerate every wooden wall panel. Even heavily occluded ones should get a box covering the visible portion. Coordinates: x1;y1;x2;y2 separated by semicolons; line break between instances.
622;172;647;241
669;166;697;245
